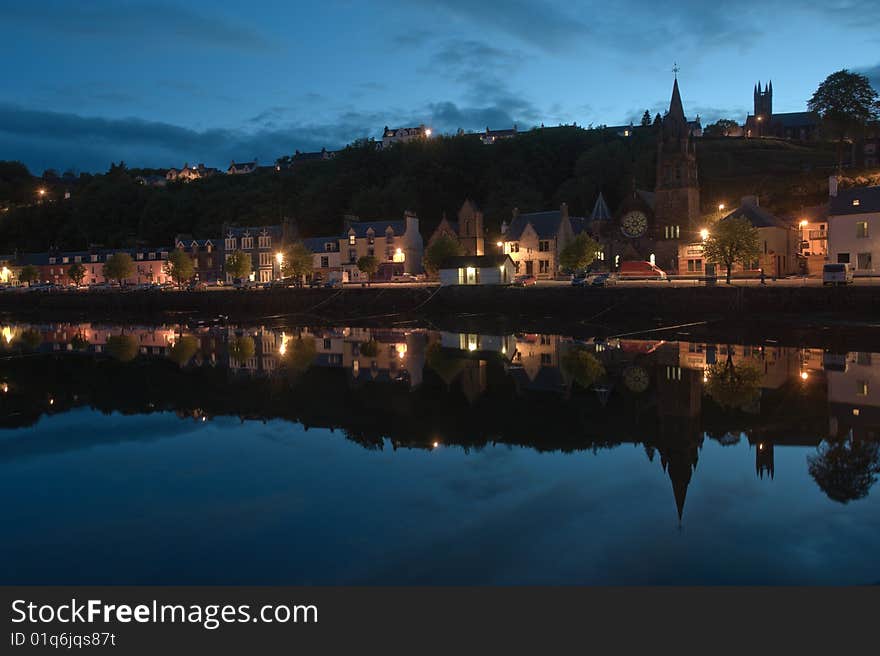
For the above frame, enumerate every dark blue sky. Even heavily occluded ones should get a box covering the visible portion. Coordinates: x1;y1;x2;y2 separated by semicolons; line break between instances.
3;0;879;173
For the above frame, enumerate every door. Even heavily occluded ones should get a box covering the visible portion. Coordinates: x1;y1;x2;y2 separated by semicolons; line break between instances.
525;261;533;276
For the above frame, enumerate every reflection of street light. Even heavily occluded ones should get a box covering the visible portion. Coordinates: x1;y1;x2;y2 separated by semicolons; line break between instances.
275;252;283;280
800;371;809;381
718;203;725;211
700;229;710;241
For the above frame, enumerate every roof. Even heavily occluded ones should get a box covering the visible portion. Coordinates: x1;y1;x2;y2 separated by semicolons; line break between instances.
224;224;284;237
830;185;880;216
485;127;516;137
440;255;511;269
721;201;791;229
230;160;256;168
346;220;406;237
505;210;577;240
772;111;818;128
303;237;341;253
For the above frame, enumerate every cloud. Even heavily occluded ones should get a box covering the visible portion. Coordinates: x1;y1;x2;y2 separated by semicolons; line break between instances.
3;1;274;52
0;103;370;173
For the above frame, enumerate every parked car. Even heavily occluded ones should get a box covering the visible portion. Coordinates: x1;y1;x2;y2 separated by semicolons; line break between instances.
513;274;537;287
590;273;617;287
186;281;208;292
618;261;667;280
571;274;588;287
391;272;421;283
822;263;854;286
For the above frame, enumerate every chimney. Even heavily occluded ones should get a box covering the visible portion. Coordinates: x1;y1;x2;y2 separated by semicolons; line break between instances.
741;195;759;207
560;202;569;221
829;175;839;197
500;220;509;235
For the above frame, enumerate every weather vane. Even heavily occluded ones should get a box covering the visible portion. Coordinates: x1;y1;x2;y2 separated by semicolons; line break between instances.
672;62;680;79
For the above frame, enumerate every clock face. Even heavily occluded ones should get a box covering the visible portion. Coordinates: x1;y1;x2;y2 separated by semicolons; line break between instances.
621;211;648;238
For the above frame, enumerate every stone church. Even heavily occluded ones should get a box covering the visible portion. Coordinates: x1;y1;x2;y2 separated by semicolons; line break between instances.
601;77;701;273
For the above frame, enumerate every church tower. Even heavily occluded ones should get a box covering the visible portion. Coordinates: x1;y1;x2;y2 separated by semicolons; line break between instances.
753;80;772;120
457;199;485;256
653;76;700;270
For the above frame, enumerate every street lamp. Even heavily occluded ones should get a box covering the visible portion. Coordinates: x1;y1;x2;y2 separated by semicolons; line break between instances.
275;252;283;280
700;229;710;241
718;203;725;212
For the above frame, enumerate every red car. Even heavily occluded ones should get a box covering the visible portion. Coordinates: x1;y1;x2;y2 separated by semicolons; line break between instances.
513;274;537;287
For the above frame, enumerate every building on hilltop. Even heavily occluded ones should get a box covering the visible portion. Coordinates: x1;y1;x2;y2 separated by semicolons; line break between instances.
227;160;258;175
481;125;518;145
166;163;219;182
381;124;431;148
744;81;819;140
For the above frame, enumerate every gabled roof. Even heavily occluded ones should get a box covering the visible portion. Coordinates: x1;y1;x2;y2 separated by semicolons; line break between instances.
505;210;579;240
721;201;791;229
773;111;818;128
347;220;406;237
830;185;880;216
440;255;511;269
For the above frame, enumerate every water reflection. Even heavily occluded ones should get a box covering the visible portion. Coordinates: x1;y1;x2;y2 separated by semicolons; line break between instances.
2;320;879;517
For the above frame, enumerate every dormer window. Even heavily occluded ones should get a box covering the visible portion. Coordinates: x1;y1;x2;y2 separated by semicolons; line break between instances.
853;199;861;207
349;234;356;246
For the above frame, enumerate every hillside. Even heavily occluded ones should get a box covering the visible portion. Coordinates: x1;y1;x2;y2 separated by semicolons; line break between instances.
0;130;868;253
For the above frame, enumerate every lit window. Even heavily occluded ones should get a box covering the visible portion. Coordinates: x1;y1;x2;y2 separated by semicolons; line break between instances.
349;234;356;245
852;199;860;207
856;221;869;238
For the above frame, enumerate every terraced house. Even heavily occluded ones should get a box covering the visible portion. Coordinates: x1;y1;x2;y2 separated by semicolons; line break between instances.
222;224;290;283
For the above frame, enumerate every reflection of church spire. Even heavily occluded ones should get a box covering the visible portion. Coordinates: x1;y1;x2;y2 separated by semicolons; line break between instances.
658;440;699;524
756;442;774;480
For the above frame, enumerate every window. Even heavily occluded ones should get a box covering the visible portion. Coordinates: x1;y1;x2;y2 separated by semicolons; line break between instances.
349;249;357;263
857;252;873;270
664;225;680;239
856;221;869;238
540;353;552;365
852;199;860;207
206;243;212;253
74;256;81;263
62;257;69;264
259;270;271;283
325;243;335;252
538;240;550;252
513;261;520;273
539;260;550;274
136;252;144;260
259;252;272;267
148;252;156;260
687;259;703;272
258;235;272;249
320;256;329;268
368;247;374;257
857;380;869;396
206;257;213;268
837;253;850;264
349;234;356;246
160;251;168;260
91;255;98;262
386;231;394;244
510;242;519;253
225;238;236;250
323;339;332;350
241;237;253;249
49;257;56;264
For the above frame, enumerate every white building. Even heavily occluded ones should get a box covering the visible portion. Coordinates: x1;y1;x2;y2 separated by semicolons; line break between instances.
381;124;430;148
439;254;515;286
828;181;880;276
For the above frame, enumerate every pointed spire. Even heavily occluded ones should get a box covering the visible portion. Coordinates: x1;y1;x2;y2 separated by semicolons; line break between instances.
668;78;686;122
590;192;612;221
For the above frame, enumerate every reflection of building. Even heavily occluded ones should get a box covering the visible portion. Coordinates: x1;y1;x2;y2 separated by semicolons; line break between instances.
827;351;880;441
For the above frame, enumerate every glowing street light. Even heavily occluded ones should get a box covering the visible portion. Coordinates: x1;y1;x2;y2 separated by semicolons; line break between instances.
424;128;433;137
700;228;710;241
799;220;808;228
800;371;809;381
718;203;725;211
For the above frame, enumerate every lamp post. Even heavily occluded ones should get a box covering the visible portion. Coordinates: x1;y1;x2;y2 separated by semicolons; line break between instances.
275;252;283;281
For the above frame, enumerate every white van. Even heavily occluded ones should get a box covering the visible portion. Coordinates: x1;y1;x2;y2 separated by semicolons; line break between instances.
822;263;854;286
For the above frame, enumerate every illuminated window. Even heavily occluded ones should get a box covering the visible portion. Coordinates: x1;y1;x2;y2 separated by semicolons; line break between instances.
349;234;356;246
857;380;869;396
852;199;860;207
856;221;869;238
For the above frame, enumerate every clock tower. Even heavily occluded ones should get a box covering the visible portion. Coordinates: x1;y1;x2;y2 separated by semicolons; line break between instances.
653;75;700;271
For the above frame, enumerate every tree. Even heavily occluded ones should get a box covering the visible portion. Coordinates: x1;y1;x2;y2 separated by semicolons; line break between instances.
704;118;740;137
559;232;600;272
808;437;880;504
640;110;651;127
225;250;252;281
67;262;86;286
704;350;762;412
561;346;605;389
280;241;314;281
282;335;316;374
168;335;200;366
423;235;464;275
808;69;880;172
106;334;139;362
166;248;194;288
357;255;379;285
18;264;39;285
701;216;760;284
103;252;134;286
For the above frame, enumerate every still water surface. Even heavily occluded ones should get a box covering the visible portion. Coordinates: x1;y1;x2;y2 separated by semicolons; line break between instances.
1;320;878;584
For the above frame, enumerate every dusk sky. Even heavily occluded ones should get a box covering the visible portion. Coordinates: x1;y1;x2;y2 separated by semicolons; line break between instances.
3;0;879;173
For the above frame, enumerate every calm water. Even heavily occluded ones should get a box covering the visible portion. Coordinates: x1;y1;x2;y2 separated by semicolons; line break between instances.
1;320;879;584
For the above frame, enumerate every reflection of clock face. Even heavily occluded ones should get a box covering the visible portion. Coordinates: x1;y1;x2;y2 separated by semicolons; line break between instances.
621;211;648;238
623;365;650;393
